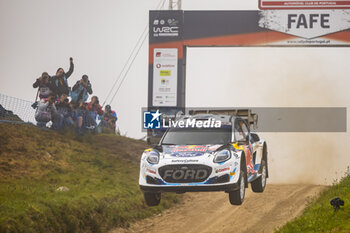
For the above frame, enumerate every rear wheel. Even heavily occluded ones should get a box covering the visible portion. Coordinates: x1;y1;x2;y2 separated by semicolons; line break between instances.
144;192;161;206
228;170;245;205
251;160;267;193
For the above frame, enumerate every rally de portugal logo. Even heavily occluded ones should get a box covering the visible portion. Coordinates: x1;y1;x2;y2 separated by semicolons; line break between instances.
143;110;162;129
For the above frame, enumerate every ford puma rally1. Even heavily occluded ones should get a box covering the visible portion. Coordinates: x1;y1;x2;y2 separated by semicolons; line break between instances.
139;113;268;206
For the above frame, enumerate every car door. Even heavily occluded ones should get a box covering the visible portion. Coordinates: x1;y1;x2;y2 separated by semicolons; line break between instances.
234;119;254;174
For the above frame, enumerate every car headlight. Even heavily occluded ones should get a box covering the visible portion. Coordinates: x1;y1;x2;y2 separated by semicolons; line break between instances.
213;149;231;163
146;150;160;164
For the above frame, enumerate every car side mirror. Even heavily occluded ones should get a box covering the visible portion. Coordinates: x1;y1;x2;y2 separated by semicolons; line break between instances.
237;135;249;145
251;133;260;142
147;136;159;147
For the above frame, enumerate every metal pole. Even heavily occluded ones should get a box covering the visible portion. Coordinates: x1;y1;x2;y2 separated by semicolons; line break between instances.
169;0;173;10
178;0;182;10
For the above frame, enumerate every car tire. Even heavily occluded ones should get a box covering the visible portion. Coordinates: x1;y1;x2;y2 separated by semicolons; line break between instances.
251;160;267;193
144;192;161;206
228;169;245;205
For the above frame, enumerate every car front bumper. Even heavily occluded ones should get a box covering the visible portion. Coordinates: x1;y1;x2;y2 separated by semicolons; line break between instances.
140;182;240;193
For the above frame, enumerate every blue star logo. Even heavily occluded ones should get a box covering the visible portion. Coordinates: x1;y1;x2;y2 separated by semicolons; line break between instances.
143;110;162;129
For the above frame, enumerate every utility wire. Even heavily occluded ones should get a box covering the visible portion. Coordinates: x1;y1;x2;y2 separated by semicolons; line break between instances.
109;30;149;104
103;0;167;107
102;24;148;107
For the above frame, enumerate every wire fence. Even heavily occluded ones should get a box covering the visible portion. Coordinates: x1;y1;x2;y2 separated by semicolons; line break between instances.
0;93;36;124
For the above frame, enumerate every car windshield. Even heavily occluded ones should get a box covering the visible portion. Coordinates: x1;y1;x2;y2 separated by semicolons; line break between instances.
161;127;231;145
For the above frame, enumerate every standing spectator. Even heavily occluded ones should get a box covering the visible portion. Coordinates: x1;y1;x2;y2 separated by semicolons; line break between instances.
86;96;103;127
100;105;118;131
51;57;74;97
35;94;61;128
71;75;92;103
32;72;54;100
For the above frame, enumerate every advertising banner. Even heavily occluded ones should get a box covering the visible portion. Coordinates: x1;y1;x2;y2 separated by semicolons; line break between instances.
148;10;350;109
259;10;350;45
259;0;350;10
181;11;350;46
149;10;184;44
152;48;178;107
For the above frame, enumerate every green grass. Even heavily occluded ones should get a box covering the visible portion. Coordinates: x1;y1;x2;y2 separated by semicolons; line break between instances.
0;124;178;232
276;171;350;233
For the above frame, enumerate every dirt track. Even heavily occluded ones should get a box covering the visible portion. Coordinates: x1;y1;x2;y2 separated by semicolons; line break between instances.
111;184;325;233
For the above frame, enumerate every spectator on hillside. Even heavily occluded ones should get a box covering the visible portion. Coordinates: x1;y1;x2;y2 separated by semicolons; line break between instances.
33;72;54;100
86;96;103;127
68;101;77;118
100;105;118;130
35;94;61;128
71;75;92;103
51;57;74;97
75;101;89;134
69;101;78;128
56;94;74;128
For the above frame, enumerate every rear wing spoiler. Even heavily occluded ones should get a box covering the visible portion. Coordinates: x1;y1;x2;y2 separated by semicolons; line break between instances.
186;108;258;129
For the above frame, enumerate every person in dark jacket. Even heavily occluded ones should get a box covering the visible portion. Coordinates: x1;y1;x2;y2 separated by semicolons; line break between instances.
51;57;74;97
56;94;74;128
71;75;92;103
33;72;54;100
75;101;89;134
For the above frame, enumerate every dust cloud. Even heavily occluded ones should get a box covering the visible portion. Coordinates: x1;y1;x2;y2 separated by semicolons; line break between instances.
186;47;350;185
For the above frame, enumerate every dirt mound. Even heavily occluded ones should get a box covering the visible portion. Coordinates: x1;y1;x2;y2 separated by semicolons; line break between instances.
0;104;22;122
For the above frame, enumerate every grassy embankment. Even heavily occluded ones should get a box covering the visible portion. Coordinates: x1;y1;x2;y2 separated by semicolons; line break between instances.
276;171;350;233
0;123;178;232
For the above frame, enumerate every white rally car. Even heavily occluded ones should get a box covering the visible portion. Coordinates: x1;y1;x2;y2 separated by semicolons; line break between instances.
139;112;268;206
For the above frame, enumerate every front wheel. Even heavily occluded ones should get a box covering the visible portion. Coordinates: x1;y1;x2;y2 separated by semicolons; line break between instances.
228;170;245;205
144;192;161;206
251;160;267;193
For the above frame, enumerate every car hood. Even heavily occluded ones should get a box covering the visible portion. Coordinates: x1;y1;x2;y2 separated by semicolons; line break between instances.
161;144;223;158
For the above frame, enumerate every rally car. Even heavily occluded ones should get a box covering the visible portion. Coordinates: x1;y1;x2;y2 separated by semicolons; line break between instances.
139;110;268;206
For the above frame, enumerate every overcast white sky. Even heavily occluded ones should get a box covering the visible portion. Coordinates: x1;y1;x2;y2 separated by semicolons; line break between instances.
1;0;350;184
1;0;347;135
0;0;259;137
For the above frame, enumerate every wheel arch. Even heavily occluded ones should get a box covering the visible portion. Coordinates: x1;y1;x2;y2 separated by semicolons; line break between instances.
240;150;248;188
260;141;268;178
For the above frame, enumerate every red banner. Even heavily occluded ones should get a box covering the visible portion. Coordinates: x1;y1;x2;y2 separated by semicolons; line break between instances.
259;0;350;9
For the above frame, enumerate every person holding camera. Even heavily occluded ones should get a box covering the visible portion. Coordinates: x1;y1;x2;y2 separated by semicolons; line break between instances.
71;74;92;104
51;57;74;97
35;94;61;128
56;94;74;128
86;96;103;127
33;72;54;100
